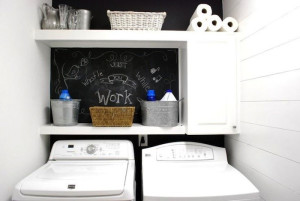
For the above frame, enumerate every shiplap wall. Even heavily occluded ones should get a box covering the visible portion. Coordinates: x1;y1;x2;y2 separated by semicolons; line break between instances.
223;1;300;201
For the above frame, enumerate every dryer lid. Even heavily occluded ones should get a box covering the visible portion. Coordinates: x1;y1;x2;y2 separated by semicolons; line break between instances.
20;161;128;197
143;164;259;200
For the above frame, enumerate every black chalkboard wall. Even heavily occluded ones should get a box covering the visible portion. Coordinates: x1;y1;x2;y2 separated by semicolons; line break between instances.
51;48;178;123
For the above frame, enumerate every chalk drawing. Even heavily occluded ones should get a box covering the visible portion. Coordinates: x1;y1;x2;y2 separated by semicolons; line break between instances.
99;74;137;89
53;50;63;94
136;97;144;102
164;73;176;89
153;75;162;83
119;50;168;61
80;57;89;66
150;67;160;74
91;51;117;60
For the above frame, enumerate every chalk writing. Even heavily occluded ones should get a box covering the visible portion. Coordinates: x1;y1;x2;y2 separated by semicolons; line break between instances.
81;70;103;86
95;89;133;105
136;72;151;92
110;61;127;68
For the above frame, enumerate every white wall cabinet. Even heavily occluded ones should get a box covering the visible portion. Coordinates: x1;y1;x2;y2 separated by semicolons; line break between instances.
186;37;238;134
36;30;238;135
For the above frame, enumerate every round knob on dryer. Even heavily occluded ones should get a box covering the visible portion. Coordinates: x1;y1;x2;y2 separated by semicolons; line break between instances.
86;144;97;154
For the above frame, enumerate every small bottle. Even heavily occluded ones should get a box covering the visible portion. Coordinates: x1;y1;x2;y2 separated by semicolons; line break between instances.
161;89;177;101
59;89;72;100
147;90;156;101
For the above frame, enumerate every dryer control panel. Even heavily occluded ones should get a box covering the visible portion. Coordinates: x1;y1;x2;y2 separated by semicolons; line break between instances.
49;140;134;160
156;144;214;161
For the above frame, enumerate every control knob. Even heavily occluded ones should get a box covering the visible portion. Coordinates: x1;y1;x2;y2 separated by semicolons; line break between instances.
86;144;97;154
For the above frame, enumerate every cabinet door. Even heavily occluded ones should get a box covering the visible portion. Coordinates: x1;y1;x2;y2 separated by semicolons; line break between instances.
186;37;238;134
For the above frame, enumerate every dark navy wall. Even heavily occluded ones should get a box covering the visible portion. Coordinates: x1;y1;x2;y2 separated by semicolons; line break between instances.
52;0;223;30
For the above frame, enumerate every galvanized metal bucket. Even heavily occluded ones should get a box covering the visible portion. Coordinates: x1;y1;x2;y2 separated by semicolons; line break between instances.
141;101;178;127
51;99;81;126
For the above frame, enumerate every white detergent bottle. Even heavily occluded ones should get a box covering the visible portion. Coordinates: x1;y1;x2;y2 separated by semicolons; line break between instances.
161;89;177;101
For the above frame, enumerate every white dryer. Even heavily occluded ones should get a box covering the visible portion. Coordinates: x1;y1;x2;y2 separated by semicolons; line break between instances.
13;140;135;201
142;142;259;201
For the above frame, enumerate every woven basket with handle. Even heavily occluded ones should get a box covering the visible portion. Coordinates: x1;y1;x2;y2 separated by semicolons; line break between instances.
107;10;166;31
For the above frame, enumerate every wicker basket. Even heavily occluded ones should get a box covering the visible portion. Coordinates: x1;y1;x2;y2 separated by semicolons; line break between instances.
107;10;166;31
89;106;135;127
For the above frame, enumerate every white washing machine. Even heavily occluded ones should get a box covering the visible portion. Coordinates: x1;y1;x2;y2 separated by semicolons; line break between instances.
13;140;135;201
142;142;260;201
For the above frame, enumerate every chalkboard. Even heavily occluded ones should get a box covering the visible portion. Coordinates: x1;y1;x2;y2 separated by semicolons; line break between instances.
51;48;179;123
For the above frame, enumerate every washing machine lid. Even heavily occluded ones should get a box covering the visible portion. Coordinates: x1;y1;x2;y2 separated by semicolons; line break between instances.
20;160;128;197
143;164;259;201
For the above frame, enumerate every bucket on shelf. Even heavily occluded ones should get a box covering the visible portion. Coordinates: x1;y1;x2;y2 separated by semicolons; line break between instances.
51;99;81;126
141;101;178;127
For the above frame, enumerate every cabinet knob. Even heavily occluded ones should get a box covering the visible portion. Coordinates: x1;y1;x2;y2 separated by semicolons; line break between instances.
233;125;237;129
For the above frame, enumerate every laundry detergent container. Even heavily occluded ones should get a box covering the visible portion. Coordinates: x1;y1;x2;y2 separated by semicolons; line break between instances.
51;99;81;126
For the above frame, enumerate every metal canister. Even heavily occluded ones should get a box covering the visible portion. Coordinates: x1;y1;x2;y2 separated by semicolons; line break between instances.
76;9;92;29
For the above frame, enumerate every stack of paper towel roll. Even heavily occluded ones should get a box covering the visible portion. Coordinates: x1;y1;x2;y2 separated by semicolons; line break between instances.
187;4;238;32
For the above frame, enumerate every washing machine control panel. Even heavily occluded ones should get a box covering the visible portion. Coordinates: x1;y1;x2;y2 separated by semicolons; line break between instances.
50;140;134;160
156;144;214;161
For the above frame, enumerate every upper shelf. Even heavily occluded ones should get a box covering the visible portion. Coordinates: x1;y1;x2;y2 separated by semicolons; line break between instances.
35;30;237;48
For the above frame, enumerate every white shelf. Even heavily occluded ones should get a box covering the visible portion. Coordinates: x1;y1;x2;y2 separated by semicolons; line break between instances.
35;30;236;48
40;123;186;135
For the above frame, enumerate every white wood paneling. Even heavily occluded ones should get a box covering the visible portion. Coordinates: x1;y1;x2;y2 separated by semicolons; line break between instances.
241;6;300;60
230;122;300;163
241;69;300;101
223;0;300;200
226;138;300;193
238;1;300;40
226;157;300;201
241;38;300;80
241;102;300;131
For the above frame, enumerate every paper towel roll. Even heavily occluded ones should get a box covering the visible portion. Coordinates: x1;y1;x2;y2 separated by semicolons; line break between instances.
220;17;239;32
187;17;208;32
190;4;212;22
207;15;222;32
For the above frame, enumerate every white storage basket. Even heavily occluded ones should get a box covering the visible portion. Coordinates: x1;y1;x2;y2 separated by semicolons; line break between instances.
107;10;166;31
